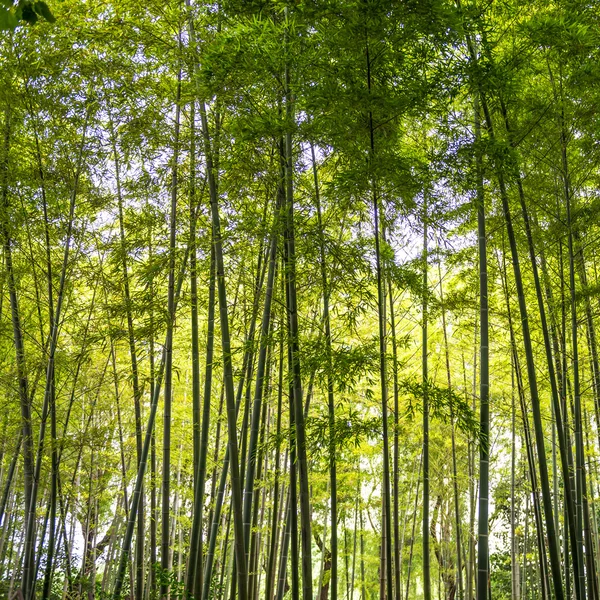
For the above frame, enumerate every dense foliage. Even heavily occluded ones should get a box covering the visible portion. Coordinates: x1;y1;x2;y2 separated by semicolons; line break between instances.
1;0;600;599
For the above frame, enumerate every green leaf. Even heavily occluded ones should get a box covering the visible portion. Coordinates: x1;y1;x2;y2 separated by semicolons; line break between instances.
0;6;17;29
33;0;55;23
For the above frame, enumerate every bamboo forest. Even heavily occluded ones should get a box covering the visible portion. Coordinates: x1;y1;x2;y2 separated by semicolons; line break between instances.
3;0;600;598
